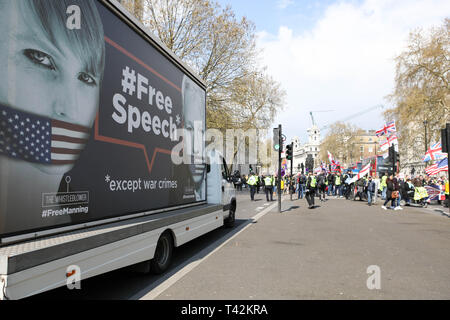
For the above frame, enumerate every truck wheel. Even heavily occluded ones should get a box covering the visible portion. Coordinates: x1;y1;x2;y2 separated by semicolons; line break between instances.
224;202;236;228
150;232;173;274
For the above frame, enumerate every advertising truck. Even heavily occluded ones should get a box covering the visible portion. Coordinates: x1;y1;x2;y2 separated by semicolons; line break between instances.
0;0;236;300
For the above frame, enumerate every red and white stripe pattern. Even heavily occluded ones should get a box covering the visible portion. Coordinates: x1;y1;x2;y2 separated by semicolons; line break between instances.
327;151;334;164
349;163;371;184
387;134;398;146
51;119;90;165
425;164;439;176
379;139;390;152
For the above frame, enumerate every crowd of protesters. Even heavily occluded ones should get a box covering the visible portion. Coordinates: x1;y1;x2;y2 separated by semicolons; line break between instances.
291;171;449;211
233;169;449;212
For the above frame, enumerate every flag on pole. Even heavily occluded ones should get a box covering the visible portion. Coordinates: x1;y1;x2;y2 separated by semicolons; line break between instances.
349;163;371;184
387;134;398;146
387;134;399;152
327;151;334;164
425;164;439;176
423;142;447;162
425;158;447;176
376;121;396;137
437;157;448;173
379;139;390;152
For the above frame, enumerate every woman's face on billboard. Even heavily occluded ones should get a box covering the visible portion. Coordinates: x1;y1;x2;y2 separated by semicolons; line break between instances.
0;1;100;128
0;1;101;174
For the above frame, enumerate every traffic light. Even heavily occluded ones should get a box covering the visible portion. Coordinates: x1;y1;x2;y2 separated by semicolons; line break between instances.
286;143;293;161
273;128;280;151
442;126;449;153
388;145;395;162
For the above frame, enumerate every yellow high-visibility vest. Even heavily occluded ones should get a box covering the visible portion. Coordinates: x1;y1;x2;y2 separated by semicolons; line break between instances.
335;176;341;186
248;176;257;186
310;177;317;188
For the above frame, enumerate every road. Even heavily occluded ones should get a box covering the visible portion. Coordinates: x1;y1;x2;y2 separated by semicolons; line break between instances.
30;189;450;300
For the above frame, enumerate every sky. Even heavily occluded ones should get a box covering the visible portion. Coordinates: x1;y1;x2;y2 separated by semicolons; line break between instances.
216;0;450;144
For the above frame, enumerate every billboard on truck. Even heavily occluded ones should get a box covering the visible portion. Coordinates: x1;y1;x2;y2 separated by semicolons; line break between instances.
0;0;207;240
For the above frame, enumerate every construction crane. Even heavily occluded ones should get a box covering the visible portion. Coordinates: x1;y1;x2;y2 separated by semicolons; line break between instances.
320;104;385;131
309;110;335;127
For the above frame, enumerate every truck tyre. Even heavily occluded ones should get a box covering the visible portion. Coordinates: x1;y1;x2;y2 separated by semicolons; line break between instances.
224;201;236;228
150;232;173;274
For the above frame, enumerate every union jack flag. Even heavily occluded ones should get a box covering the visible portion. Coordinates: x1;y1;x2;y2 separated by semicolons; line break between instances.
0;104;89;165
423;142;447;162
424;185;444;201
376;121;396;137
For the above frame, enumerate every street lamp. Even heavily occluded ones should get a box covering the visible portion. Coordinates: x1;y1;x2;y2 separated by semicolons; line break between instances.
424;120;428;154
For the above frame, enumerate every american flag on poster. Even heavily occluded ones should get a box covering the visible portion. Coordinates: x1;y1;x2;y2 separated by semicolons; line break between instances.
0;104;89;165
423;142;447;162
376;121;396;137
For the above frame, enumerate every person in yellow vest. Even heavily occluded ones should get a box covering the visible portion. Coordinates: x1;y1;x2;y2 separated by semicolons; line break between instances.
248;173;258;201
264;175;274;202
380;174;388;200
413;178;429;208
305;172;318;209
444;179;449;208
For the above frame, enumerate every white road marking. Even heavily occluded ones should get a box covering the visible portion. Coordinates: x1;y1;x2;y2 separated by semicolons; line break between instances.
134;201;279;300
256;207;264;211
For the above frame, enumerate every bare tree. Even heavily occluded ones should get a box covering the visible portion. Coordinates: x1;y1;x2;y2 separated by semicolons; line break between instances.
387;18;449;165
319;122;364;166
129;0;284;131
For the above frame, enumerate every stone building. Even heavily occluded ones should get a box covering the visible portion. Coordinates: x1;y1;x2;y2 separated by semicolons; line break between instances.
290;125;321;174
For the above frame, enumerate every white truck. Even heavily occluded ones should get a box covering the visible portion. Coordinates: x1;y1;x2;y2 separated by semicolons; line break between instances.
0;0;236;300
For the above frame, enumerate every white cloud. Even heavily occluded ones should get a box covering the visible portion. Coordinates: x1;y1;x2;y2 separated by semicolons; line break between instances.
257;0;450;143
277;0;294;10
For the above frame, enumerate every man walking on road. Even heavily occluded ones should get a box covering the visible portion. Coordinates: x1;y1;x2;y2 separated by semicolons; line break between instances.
264;175;274;202
305;172;318;209
367;176;376;206
298;173;307;199
248;173;258;201
318;172;327;202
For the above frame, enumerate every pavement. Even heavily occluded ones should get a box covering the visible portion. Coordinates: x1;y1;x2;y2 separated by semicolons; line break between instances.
150;193;450;300
30;190;450;300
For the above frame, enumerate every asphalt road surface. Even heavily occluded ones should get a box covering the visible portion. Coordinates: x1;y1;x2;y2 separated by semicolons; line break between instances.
30;189;450;300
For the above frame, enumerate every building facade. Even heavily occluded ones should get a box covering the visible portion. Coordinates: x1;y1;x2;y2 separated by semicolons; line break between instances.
290;125;321;174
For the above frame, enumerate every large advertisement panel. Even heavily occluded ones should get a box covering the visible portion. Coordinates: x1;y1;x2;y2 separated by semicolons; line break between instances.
0;0;207;239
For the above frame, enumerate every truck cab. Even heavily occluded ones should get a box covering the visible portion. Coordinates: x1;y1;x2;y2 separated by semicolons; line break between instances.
206;149;236;228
